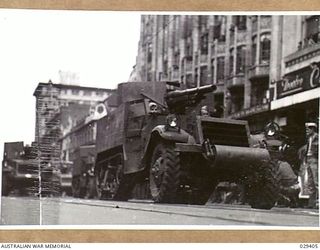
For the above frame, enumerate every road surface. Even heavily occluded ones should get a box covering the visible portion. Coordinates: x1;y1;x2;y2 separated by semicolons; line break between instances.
1;196;318;227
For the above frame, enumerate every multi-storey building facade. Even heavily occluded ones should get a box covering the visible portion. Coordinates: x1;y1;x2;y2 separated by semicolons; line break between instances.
270;16;320;145
134;15;319;139
33;81;114;194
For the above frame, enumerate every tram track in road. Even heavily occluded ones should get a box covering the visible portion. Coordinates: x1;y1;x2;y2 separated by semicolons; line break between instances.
40;197;319;226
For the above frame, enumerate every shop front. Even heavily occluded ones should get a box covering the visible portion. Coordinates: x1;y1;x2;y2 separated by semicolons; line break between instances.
228;102;271;133
271;61;320;147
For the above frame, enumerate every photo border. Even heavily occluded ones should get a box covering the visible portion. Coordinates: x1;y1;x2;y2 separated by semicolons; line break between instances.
0;0;319;243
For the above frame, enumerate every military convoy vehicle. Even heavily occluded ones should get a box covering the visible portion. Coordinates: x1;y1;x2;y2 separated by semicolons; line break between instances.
94;81;279;209
2;141;39;196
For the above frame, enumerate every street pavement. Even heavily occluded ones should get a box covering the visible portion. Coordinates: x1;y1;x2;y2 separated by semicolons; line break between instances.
0;196;318;227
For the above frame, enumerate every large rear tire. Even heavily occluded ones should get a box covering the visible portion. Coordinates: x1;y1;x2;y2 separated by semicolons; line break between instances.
95;164;134;201
247;161;279;210
149;142;181;203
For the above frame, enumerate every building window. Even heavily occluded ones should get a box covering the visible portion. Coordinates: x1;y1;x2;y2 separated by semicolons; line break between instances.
236;45;246;74
306;16;320;43
252;36;257;65
217;57;225;81
186;74;194;88
173;53;179;69
211;59;215;84
230;88;244;113
163;60;168;80
186;37;193;58
232;16;247;30
229;49;234;75
83;91;91;96
72;89;79;95
252;15;258;33
147;43;152;63
251;79;269;106
213;16;226;42
200;33;208;55
200;66;208;85
261;15;272;30
194;67;198;86
199;15;208;32
260;33;271;64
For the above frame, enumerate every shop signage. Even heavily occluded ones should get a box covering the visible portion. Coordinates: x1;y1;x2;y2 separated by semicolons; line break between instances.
277;62;320;99
229;103;270;119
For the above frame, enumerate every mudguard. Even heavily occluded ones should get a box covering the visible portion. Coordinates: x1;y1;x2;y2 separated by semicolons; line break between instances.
151;125;193;142
142;125;195;166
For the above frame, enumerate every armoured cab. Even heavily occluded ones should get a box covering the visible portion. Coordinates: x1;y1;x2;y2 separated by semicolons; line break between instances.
94;81;175;200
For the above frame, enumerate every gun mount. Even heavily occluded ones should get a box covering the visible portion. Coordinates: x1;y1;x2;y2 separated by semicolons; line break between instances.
165;84;217;113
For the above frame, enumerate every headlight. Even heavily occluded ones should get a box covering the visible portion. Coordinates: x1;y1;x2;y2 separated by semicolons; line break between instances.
25;174;32;178
149;102;158;113
166;114;179;128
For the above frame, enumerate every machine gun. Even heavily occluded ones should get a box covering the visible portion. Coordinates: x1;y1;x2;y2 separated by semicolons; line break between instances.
165;84;217;113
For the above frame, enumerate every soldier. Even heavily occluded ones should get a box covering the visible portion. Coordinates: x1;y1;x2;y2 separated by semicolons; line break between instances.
265;139;300;207
200;105;210;116
298;122;319;209
260;122;300;207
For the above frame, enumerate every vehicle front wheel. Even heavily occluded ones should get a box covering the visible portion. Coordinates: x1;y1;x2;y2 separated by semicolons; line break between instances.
149;142;181;203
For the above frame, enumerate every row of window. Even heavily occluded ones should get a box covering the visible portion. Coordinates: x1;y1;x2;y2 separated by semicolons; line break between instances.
60;89;106;97
146;35;271;84
179;34;271;86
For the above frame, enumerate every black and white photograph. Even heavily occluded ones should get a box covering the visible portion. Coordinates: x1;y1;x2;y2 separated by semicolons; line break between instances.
0;10;319;229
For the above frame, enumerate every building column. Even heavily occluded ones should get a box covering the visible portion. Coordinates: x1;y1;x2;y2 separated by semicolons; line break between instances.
224;16;231;117
151;16;158;81
192;16;200;86
208;16;214;84
168;15;175;80
213;39;218;85
157;16;164;81
269;16;283;92
233;26;238;77
244;15;253;108
179;15;187;85
256;16;261;65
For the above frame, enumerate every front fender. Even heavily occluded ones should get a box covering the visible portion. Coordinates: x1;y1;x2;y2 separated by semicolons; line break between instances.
141;125;195;170
151;125;193;143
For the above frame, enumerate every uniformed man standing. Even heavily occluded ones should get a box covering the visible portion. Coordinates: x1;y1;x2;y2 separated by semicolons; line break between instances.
299;122;319;209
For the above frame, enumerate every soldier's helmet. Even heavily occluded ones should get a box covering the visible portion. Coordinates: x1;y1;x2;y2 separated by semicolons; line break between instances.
264;121;280;137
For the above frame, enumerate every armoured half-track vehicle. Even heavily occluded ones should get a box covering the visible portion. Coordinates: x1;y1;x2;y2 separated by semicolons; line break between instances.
2;158;39;196
94;81;279;209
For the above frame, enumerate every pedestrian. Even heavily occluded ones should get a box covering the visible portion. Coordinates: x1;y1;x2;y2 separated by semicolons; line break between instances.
298;122;318;209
